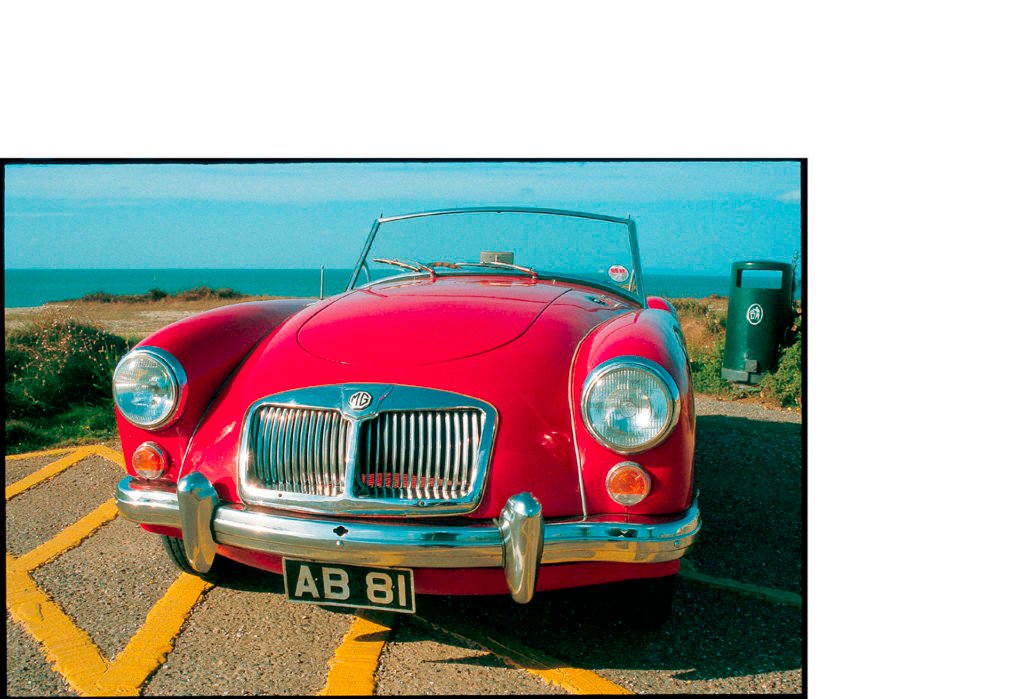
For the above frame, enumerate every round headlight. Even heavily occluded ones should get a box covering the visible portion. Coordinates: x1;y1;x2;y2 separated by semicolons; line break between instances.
112;348;185;428
581;357;679;453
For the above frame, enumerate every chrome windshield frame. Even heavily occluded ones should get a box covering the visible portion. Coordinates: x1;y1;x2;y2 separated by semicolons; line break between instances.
345;207;647;307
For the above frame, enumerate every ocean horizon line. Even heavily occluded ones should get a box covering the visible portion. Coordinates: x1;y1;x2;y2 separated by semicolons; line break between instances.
3;268;788;309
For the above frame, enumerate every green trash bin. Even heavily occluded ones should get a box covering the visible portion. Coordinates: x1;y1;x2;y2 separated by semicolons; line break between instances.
721;261;795;384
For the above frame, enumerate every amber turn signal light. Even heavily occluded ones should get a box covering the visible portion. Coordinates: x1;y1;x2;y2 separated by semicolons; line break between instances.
133;442;169;480
605;462;651;506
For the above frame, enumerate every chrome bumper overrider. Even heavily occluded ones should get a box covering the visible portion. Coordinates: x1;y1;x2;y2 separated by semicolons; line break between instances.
115;475;701;604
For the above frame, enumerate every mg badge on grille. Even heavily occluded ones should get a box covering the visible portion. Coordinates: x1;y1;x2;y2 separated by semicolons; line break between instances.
348;391;373;410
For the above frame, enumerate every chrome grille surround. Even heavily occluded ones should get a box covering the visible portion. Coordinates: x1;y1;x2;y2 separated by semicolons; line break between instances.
238;384;497;516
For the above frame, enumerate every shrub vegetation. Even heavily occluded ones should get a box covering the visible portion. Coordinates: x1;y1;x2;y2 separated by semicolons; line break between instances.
668;297;802;408
5;313;133;453
758;315;802;407
71;286;243;304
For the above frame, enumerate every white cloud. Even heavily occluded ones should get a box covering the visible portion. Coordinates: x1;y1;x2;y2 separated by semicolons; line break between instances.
779;188;801;202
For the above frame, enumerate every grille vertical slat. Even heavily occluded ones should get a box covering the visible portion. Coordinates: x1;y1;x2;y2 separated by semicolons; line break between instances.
314;411;324;495
263;407;275;487
281;409;292;491
332;414;343;493
293;410;303;492
450;413;462;499
417;413;425;496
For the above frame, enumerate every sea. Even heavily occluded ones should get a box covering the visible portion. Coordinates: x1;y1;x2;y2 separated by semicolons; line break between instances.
3;269;787;309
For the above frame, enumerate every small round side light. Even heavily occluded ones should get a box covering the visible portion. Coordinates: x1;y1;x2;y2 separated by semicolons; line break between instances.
132;442;169;480
606;461;651;506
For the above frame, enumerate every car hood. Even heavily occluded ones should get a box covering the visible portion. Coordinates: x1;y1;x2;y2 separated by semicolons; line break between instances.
297;276;571;366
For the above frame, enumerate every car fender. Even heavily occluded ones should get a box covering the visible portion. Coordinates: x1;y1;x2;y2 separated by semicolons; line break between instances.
571;306;696;517
115;299;313;479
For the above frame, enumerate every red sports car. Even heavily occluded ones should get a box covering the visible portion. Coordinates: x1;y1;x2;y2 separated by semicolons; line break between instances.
113;207;700;621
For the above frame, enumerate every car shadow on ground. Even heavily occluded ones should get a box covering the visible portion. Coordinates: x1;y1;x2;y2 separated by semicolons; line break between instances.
689;414;804;593
209;412;804;682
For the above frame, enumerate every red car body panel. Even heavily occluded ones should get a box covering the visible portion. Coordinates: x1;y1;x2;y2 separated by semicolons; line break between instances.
123;273;695;587
297;278;571;365
115;299;311;478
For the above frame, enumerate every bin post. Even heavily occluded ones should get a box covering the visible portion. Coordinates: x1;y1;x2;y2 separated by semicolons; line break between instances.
721;261;794;384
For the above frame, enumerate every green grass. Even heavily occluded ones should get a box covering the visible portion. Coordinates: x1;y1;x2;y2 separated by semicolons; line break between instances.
5;405;118;454
5;313;134;454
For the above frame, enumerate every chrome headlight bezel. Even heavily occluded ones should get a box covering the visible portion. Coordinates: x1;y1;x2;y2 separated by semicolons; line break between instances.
581;356;681;454
112;347;187;429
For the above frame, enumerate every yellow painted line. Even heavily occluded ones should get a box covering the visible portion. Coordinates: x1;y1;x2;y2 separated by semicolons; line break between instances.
6;552;110;695
6;446;79;461
7;560;212;697
98;573;213;695
5;447;95;500
416;616;631;695
318;612;394;696
90;444;127;470
678;560;803;608
13;499;120;574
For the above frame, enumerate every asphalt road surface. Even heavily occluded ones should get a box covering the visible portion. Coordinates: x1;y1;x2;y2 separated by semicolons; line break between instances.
6;396;803;695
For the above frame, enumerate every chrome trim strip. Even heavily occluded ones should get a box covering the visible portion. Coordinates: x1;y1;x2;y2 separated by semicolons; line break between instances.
115;479;181;528
567;327;591;519
238;384;497;516
115;476;701;571
346;216;381;291
377;206;632;226
580;356;682;455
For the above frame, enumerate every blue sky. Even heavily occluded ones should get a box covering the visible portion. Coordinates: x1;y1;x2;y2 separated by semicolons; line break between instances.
3;161;801;274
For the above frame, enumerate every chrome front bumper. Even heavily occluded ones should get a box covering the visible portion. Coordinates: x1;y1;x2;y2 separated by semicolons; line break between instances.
115;474;701;603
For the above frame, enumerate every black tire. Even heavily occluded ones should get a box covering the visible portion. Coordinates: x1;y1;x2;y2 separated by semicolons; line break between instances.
161;535;232;582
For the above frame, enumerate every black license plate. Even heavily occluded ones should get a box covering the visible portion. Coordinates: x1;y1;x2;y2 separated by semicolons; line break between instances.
283;559;415;614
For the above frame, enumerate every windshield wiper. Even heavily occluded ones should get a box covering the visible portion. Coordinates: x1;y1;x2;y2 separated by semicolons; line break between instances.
371;258;437;281
436;260;539;279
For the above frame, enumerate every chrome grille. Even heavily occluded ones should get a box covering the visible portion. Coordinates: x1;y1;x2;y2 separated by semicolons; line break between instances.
358;409;483;500
239;384;496;515
248;406;350;496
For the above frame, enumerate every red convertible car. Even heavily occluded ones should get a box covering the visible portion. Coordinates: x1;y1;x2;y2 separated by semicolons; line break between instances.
113;207;700;621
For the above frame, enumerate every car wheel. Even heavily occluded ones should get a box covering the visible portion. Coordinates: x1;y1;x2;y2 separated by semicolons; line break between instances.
161;535;232;582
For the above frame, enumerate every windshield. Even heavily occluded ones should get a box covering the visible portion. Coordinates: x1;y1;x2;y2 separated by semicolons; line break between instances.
348;209;644;301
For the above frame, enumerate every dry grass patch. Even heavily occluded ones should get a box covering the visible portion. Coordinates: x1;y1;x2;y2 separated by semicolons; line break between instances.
5;295;293;340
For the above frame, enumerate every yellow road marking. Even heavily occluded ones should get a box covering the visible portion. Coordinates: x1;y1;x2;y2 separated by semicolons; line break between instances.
7;558;212;697
98;573;213;695
7;552;110;695
12;500;120;574
7;477;212;696
678;560;803;608
319;612;394;696
415;616;632;695
90;444;127;469
5;447;96;500
6;446;79;461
